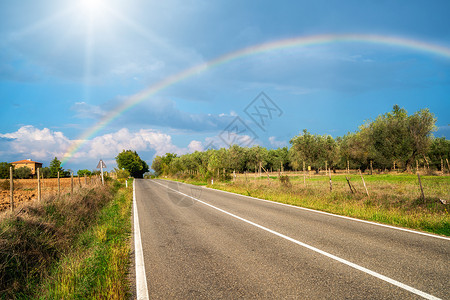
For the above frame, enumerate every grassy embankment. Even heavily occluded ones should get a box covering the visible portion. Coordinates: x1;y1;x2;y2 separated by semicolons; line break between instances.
165;173;449;236
0;179;133;299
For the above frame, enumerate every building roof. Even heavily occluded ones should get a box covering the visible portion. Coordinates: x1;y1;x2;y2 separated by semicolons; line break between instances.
11;159;43;164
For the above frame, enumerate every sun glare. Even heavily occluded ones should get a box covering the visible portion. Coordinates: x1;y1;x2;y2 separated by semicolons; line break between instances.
80;0;106;15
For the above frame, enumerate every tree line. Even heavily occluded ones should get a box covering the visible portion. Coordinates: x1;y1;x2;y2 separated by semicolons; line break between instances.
151;105;449;178
0;157;99;179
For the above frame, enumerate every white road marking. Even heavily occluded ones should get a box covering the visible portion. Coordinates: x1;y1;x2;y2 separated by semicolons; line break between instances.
153;180;441;300
134;179;149;300
173;180;450;241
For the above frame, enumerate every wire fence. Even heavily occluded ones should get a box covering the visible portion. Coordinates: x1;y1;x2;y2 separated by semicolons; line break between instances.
0;167;104;212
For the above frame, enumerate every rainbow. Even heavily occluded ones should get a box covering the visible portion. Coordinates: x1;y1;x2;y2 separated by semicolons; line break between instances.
61;33;450;165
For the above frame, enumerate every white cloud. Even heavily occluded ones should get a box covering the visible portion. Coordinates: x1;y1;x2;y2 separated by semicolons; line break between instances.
218;111;238;117
204;134;259;150
188;140;203;152
71;102;106;119
0;125;206;167
76;128;187;159
0;125;71;160
268;136;287;148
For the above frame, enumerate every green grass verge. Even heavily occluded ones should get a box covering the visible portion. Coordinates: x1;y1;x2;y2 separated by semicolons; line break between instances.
36;181;132;299
0;180;133;299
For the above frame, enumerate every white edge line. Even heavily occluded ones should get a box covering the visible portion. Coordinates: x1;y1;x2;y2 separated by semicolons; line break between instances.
153;180;441;300
168;179;450;241
134;179;149;300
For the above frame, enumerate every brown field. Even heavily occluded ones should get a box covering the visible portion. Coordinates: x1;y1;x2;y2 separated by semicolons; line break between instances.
0;177;102;211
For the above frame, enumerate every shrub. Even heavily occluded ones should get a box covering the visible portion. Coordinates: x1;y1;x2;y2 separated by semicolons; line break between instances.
14;166;32;179
0;180;10;190
279;175;292;188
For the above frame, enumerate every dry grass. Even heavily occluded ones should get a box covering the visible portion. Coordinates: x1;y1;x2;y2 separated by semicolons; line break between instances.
37;180;132;299
0;184;113;298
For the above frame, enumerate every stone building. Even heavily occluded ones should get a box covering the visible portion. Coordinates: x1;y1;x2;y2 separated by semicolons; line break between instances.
11;159;43;175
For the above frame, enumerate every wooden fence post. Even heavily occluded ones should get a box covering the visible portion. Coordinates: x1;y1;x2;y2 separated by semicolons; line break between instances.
84;173;87;186
423;155;430;170
10;167;14;212
417;173;425;203
37;168;41;202
359;169;369;197
58;171;60;197
328;168;332;192
370;160;373;175
71;173;74;194
345;176;354;194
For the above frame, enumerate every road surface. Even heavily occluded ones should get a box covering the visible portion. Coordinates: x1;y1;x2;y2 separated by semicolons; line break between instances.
133;179;449;299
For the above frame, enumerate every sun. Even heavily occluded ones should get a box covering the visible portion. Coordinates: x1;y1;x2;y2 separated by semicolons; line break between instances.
80;0;106;16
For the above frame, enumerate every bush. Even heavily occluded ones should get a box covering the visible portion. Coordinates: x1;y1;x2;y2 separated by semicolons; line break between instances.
0;180;10;190
114;168;130;180
279;175;292;188
14;166;32;179
0;162;12;179
77;169;92;176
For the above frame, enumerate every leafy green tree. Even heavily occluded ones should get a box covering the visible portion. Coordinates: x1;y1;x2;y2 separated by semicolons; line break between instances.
169;157;183;175
113;167;130;179
0;162;12;179
407;108;436;166
207;153;220;174
289;129;338;172
428;137;450;170
368;105;436;170
49;157;63;178
41;167;51;178
77;169;92;176
115;150;149;178
369;105;410;169
14;166;32;179
228;145;246;172
337;129;372;170
151;156;163;176
245;146;268;172
267;147;290;171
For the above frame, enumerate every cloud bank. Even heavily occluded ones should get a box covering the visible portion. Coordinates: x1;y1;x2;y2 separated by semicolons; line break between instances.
0;126;202;168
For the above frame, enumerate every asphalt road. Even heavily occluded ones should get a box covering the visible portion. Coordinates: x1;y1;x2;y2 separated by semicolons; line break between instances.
134;179;449;299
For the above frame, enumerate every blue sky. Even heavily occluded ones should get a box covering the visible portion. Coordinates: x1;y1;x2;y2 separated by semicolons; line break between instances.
1;0;449;172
